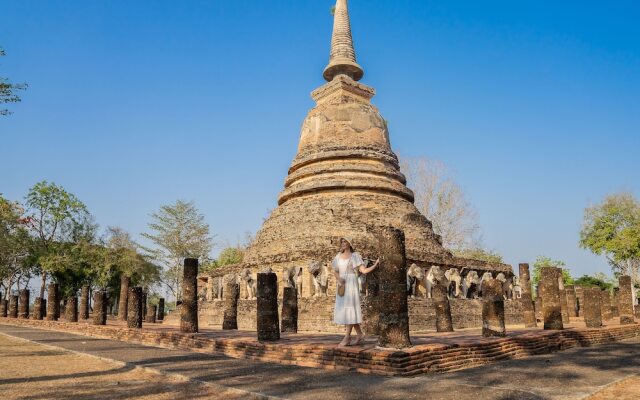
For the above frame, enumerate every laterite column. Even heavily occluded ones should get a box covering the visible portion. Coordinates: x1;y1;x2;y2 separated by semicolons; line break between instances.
181;258;199;333
433;284;453;332
565;285;578;318
373;226;411;348
157;298;165;321
33;297;44;320
145;305;157;324
618;276;635;325
222;280;239;330
9;295;18;318
600;290;613;320
583;288;603;328
518;263;537;327
540;267;563;330
574;286;585;317
0;298;7;317
482;278;506;337
80;285;90;320
18;289;30;319
127;286;143;329
93;291;107;325
46;283;60;321
281;287;298;333
559;288;570;324
65;296;78;322
118;275;130;321
257;272;280;341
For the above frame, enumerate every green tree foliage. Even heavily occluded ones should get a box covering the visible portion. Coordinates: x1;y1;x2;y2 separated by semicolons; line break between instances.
1;48;27;116
531;256;573;286
453;248;503;263
24;181;88;297
0;195;32;298
573;274;613;291
142;200;213;301
580;192;640;284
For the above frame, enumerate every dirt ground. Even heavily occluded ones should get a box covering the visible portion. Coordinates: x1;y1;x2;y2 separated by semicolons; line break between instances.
587;375;640;400
0;334;247;400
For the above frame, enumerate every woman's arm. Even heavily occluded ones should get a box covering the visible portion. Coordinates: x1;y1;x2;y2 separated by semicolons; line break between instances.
358;258;380;275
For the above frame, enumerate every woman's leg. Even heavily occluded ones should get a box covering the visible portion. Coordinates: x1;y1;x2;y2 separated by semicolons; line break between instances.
353;324;363;336
339;324;353;346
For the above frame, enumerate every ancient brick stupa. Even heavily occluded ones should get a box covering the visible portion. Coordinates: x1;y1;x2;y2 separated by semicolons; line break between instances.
243;0;509;276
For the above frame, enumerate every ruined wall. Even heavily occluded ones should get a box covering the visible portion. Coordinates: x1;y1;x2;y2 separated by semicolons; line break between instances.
199;297;524;333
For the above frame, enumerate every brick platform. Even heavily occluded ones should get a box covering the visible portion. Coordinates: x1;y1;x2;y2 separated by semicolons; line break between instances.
1;317;638;377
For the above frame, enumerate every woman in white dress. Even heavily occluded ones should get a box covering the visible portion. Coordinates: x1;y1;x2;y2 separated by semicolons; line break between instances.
332;237;379;347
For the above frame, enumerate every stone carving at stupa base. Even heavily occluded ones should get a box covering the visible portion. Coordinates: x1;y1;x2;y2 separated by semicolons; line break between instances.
198;1;513;329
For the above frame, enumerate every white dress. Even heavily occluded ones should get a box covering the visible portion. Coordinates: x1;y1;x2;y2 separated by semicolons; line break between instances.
333;252;364;325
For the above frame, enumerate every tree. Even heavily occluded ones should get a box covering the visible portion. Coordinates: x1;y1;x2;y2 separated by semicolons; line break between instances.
141;200;213;302
104;226;160;290
573;274;613;291
1;48;27;116
531;256;573;287
24;181;88;298
0;195;32;298
580;192;640;285
453;248;503;263
401;157;480;250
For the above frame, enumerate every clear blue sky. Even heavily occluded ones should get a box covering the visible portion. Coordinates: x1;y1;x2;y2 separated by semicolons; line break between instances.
1;0;639;278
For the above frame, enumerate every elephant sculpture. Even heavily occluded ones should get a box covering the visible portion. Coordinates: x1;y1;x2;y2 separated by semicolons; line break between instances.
284;266;304;297
445;268;463;298
512;276;522;299
462;270;480;299
425;265;448;298
240;268;257;300
478;272;494;297
496;272;512;300
308;261;328;297
406;263;426;298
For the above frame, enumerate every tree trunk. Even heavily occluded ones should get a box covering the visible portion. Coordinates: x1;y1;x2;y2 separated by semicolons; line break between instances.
180;258;199;333
39;271;47;299
118;276;130;321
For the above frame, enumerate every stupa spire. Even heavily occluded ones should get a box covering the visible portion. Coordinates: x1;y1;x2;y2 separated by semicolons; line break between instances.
323;0;364;82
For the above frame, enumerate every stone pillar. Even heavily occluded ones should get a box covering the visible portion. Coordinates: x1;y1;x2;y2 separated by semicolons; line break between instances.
611;288;619;317
584;288;603;328
142;290;148;319
9;295;18;318
600;290;613;320
257;272;280;341
565;285;578;318
145;305;157;324
222;280;239;330
181;258;199;333
281;287;298;333
65;296;78;322
0;299;7;317
80;286;90;320
46;283;60;321
518;263;537;327
118;275;130;321
33;297;44;320
127;286;143;329
373;226;411;349
18;289;30;319
618;275;635;325
540;267;563;330
433;284;453;332
93;290;107;325
157;298;165;321
559;289;570;324
574;286;585;317
482;278;506;337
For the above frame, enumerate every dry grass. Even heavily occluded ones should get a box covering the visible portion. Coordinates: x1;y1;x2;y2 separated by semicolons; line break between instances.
587;375;640;400
0;334;249;399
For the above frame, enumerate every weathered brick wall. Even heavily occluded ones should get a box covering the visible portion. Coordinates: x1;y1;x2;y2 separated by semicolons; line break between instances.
199;297;524;333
